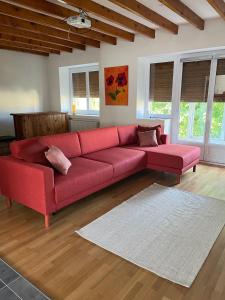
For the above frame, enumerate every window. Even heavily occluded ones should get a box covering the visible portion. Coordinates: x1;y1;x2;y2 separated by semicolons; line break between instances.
179;60;211;142
70;65;99;116
149;62;174;116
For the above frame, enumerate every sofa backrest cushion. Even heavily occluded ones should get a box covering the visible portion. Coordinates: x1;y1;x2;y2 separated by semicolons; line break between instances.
117;125;138;146
10;138;49;164
39;132;81;158
78;127;119;155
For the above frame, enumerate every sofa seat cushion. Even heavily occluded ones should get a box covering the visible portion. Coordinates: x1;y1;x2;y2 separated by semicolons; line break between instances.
141;144;200;169
83;147;146;177
54;157;113;203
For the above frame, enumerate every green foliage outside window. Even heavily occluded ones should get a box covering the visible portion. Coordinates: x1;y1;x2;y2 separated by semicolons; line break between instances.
193;103;206;137
150;102;171;115
179;103;189;138
150;101;225;140
210;103;224;139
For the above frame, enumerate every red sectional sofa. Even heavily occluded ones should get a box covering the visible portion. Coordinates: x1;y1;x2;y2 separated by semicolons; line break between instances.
0;125;200;227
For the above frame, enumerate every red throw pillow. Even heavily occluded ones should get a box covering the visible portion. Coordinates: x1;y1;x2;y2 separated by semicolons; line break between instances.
138;130;158;147
137;125;162;145
45;146;71;175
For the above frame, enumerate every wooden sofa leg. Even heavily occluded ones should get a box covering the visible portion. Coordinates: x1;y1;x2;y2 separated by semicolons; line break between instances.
45;214;50;229
5;197;12;209
176;175;181;185
193;165;196;172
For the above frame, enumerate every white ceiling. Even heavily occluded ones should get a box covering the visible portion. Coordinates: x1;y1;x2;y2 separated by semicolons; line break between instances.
52;0;220;32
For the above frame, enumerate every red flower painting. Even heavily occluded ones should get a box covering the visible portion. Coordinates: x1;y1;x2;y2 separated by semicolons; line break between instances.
116;72;127;87
106;75;114;86
104;65;128;105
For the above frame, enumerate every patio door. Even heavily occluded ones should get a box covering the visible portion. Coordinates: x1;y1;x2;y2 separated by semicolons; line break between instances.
177;57;225;164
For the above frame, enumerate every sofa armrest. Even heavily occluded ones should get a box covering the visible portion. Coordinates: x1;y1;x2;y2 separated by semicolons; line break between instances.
160;134;170;145
0;156;55;215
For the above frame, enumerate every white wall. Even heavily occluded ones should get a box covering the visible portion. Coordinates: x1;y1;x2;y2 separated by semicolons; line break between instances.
47;18;225;126
0;50;49;135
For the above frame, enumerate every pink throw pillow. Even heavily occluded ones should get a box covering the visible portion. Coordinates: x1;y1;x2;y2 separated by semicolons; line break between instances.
138;130;158;147
45;146;71;175
138;125;162;145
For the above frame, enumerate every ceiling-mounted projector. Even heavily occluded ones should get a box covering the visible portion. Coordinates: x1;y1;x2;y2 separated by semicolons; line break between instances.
66;10;91;29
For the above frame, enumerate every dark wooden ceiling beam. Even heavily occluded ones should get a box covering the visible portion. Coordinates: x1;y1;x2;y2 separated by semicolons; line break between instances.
159;0;205;30
0;24;85;50
110;0;178;34
0;32;73;52
0;1;115;44
9;0;134;41
0;14;100;48
0;44;49;56
0;39;59;54
207;0;225;20
65;0;155;38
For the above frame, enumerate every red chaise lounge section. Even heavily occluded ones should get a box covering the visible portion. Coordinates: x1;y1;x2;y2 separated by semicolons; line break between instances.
125;143;200;184
0;125;200;227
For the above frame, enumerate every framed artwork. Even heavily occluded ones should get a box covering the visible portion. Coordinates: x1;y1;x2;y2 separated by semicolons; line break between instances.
104;65;128;105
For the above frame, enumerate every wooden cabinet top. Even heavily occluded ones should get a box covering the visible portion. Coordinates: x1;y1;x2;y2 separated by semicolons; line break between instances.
11;112;68;116
11;111;69;139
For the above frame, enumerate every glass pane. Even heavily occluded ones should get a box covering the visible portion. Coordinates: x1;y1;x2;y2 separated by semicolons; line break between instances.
179;103;189;138
72;72;87;112
179;60;210;142
210;103;224;139
209;59;225;143
89;71;100;113
89;98;100;111
150;102;172;115
193;103;207;137
89;71;99;98
72;72;86;98
149;62;174;115
72;98;88;111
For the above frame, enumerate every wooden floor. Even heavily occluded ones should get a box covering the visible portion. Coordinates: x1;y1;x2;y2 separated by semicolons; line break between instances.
1;164;225;300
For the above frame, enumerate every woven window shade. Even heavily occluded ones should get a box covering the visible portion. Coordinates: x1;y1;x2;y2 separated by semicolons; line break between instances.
72;72;86;98
180;61;211;102
149;62;174;102
89;71;99;98
214;59;225;102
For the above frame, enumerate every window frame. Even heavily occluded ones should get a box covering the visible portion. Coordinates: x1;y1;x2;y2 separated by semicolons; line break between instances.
69;64;100;116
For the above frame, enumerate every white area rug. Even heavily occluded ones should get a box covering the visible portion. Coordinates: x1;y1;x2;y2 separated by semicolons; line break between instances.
76;184;225;287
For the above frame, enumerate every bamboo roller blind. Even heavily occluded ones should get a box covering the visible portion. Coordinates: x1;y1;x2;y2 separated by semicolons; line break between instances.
214;59;225;102
149;60;225;103
72;71;99;98
180;60;211;102
149;62;174;102
89;71;99;98
72;72;86;98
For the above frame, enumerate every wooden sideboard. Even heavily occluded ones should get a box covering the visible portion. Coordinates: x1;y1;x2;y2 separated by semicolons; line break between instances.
11;112;69;139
